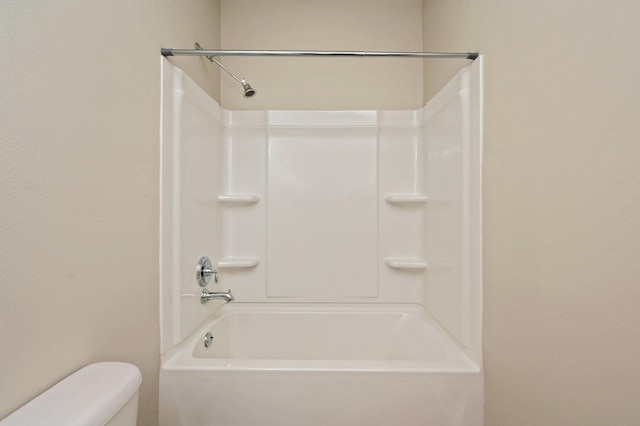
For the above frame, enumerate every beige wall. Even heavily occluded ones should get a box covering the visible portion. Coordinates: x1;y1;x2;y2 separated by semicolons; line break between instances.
220;0;423;110
0;1;219;424
423;1;640;424
4;0;639;424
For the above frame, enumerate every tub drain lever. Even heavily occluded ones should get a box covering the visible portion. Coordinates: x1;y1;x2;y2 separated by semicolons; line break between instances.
204;332;213;348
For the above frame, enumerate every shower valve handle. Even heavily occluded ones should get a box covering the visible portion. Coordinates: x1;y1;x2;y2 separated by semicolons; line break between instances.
196;256;218;287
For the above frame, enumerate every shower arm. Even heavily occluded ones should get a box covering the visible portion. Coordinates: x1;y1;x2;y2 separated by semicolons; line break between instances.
163;47;479;61
194;42;246;85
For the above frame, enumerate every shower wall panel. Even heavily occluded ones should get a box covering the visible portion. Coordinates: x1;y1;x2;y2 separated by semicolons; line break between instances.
160;59;224;354
378;125;425;302
267;127;378;298
423;58;483;357
218;122;267;302
222;111;428;303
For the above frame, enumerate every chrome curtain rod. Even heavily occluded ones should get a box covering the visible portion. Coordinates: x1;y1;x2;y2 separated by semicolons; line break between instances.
161;48;478;60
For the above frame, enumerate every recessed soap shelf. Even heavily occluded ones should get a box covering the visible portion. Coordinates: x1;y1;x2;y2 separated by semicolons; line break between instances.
218;194;260;205
217;257;260;269
384;194;427;205
384;257;428;270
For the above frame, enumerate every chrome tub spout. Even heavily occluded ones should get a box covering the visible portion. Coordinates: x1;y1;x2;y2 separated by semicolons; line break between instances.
201;289;234;304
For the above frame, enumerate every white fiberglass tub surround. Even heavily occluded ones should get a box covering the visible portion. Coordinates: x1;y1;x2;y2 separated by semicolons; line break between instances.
160;304;482;425
160;57;483;425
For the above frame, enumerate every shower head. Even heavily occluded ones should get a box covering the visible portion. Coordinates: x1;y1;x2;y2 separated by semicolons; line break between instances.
194;42;256;99
242;81;256;98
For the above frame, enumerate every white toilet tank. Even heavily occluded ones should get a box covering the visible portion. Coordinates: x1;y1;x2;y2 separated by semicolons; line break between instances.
0;362;142;426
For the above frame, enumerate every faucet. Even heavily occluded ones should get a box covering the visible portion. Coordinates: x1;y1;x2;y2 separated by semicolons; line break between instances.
201;288;234;304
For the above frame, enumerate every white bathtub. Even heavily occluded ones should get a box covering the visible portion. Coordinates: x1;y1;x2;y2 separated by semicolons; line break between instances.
159;303;483;425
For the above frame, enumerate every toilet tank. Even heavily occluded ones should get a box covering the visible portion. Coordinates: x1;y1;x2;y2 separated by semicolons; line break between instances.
0;362;142;426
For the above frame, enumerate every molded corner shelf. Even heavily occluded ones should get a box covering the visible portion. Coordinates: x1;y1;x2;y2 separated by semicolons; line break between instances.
385;257;428;270
217;257;260;269
384;194;427;206
218;194;260;205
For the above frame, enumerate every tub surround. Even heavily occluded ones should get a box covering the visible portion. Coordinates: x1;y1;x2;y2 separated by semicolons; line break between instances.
160;57;482;425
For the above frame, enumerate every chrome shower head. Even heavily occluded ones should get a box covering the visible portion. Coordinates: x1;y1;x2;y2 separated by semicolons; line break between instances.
242;81;256;98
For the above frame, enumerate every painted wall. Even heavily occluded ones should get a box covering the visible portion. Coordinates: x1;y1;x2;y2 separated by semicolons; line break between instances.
0;1;220;424
422;0;640;424
5;0;638;424
220;0;423;110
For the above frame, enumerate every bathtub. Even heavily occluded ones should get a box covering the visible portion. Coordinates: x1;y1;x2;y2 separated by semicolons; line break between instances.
159;303;483;425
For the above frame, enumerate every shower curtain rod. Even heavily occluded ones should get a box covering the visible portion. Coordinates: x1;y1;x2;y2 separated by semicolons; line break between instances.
161;48;478;60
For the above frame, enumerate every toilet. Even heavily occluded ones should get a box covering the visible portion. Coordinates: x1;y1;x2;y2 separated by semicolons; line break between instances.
0;362;142;426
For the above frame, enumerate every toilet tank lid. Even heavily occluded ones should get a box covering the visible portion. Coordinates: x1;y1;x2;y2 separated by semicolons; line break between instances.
0;362;142;426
